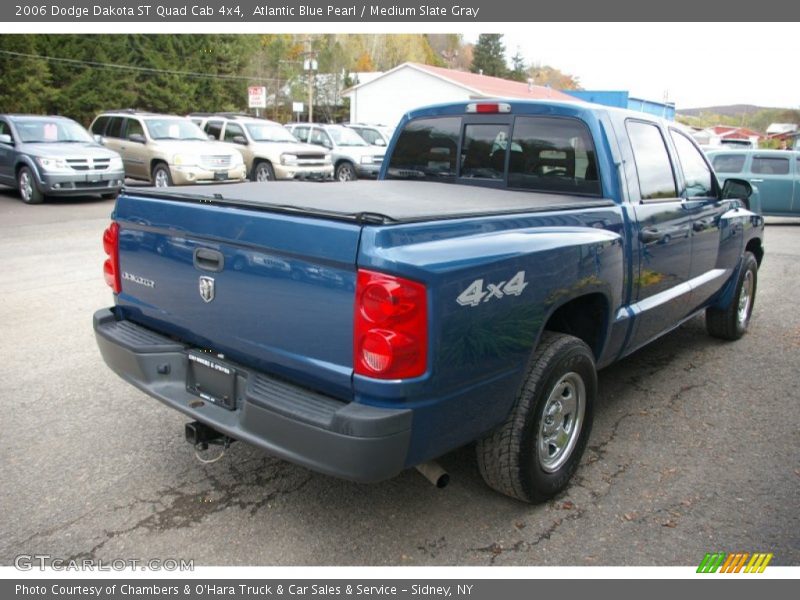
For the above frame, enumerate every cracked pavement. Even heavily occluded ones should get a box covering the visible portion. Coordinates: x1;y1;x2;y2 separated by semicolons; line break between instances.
0;190;797;567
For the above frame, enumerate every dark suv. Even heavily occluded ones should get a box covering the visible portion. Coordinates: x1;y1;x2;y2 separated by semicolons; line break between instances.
0;114;124;204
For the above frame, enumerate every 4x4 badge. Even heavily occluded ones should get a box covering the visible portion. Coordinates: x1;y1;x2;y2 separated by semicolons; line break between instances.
199;276;215;303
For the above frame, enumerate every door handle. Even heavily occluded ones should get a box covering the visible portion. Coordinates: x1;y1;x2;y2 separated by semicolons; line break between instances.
749;178;764;183
193;248;224;272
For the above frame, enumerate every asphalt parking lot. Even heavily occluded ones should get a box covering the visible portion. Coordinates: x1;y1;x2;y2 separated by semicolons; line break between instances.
0;186;797;568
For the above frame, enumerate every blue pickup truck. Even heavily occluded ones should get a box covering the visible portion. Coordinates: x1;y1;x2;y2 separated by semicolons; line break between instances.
94;100;764;503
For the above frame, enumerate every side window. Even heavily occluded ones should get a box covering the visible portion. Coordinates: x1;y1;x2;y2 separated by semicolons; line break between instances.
309;128;331;147
223;123;245;142
124;118;144;139
509;116;601;195
205;120;223;140
627;121;678;201
670;130;714;197
91;116;109;136
293;126;309;142
752;156;790;175
105;117;125;139
358;128;379;145
386;117;461;180
460;124;509;180
0;120;14;142
712;154;746;173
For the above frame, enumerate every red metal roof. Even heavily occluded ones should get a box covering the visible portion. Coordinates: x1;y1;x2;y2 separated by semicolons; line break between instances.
409;63;577;102
710;125;762;139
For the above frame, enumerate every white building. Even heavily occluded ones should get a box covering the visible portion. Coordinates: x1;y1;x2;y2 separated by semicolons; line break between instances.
342;62;577;129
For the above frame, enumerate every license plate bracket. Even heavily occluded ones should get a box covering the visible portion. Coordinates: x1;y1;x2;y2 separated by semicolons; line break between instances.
213;170;227;181
186;352;236;410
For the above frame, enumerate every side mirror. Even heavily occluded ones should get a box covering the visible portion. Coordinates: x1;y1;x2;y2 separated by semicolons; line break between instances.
374;138;386;147
721;178;753;210
0;133;12;145
128;133;147;144
232;135;248;145
93;134;104;144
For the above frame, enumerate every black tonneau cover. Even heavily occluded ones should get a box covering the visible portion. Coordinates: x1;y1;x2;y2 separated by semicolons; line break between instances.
127;180;615;224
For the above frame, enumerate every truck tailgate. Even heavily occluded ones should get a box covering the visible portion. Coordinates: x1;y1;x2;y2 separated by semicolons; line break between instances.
113;192;360;399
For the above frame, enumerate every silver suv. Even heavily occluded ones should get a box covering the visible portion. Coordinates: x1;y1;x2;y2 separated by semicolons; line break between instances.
0;114;124;204
192;114;333;181
285;123;385;181
344;123;394;148
90;110;246;187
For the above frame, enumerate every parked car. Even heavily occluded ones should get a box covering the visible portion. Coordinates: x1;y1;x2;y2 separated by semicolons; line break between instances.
708;149;798;216
0;114;124;204
285;123;385;181
191;113;333;181
343;123;395;147
90;110;246;187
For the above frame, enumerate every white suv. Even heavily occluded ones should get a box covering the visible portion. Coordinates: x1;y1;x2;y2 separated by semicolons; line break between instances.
192;114;333;181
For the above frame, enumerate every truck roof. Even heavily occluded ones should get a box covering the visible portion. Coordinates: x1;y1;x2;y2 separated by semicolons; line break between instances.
126;181;614;225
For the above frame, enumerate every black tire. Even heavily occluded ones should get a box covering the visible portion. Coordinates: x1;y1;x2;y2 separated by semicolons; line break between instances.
706;251;758;340
335;162;357;182
477;332;596;503
252;161;276;182
151;163;173;188
17;166;44;204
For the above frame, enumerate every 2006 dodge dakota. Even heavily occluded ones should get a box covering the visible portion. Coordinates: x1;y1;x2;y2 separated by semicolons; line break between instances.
94;100;764;502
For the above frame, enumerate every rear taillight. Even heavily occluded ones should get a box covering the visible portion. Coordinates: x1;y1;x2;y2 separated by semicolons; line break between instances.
102;222;120;294
354;269;427;379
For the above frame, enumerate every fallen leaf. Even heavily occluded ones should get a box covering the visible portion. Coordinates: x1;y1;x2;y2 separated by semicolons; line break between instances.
561;501;575;510
623;512;637;521
514;521;526;530
662;520;678;528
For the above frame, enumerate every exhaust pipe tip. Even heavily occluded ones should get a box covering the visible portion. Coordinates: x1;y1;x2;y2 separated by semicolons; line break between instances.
415;461;449;488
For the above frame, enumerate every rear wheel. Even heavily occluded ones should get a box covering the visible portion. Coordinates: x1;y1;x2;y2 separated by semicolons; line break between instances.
477;332;596;503
18;166;44;204
151;163;172;188
706;251;758;340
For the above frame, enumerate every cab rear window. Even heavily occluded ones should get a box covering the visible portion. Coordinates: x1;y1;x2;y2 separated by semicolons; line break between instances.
387;115;601;195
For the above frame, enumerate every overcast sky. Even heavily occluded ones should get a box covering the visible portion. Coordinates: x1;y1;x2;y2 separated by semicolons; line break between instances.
8;21;798;110
476;23;798;110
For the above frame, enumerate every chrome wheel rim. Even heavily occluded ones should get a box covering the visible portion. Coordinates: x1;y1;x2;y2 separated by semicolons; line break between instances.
256;164;272;182
737;269;754;327
337;166;353;182
538;372;586;473
19;170;33;202
154;169;170;187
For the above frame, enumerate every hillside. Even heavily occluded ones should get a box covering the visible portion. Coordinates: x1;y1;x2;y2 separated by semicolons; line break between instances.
678;104;767;117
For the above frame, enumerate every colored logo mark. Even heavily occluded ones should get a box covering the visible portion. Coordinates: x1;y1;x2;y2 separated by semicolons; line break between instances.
697;552;773;573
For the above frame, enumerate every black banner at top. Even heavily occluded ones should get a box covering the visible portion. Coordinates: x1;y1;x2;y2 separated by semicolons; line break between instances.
2;0;799;22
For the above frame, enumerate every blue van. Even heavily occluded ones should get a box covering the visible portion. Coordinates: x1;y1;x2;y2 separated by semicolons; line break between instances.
708;149;799;216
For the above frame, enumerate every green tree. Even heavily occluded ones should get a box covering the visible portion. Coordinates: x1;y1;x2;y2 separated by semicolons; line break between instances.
0;35;54;115
470;34;507;77
509;49;527;82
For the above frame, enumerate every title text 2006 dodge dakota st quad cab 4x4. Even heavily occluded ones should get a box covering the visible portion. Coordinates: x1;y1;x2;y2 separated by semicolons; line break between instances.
94;100;764;502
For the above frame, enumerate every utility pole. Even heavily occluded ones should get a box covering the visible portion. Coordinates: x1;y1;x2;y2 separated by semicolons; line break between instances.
304;52;318;123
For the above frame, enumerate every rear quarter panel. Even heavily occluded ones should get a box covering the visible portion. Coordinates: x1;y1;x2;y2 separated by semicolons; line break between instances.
357;207;625;465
